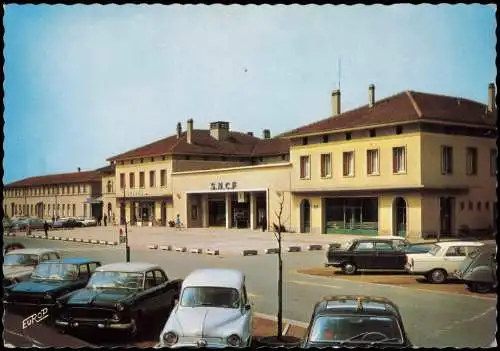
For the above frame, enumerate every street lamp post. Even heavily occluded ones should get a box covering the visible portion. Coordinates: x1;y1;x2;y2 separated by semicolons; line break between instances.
122;188;130;262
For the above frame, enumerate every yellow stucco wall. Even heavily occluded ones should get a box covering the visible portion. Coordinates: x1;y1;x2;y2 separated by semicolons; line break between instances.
420;132;497;231
290;133;422;191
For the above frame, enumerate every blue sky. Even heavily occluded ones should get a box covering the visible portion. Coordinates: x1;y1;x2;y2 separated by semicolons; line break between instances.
3;4;496;184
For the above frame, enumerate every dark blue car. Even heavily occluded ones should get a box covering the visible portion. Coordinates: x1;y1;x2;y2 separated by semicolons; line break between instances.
3;258;101;319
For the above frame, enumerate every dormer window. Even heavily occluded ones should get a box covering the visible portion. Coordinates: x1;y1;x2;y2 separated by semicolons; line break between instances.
345;132;352;140
369;129;376;137
396;126;403;135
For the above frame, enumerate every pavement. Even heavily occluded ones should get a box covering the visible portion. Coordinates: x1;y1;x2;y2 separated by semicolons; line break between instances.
3;236;497;348
8;224;440;256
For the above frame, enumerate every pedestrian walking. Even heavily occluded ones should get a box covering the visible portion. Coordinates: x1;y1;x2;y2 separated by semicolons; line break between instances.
43;220;49;238
175;213;182;230
52;215;55;224
104;214;107;227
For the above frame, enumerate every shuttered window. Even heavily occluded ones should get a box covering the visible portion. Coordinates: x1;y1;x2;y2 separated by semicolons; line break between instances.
393;147;406;174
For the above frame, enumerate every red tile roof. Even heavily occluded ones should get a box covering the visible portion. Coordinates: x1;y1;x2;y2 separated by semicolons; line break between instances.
107;130;290;162
4;170;102;188
279;90;497;138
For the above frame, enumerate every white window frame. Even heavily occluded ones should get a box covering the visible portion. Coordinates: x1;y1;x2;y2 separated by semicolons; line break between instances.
393;146;407;174
320;153;332;178
367;149;380;176
342;151;355;177
299;155;311;180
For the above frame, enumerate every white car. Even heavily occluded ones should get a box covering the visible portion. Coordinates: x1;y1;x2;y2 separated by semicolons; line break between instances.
158;268;253;348
405;241;484;283
3;248;61;287
76;217;97;227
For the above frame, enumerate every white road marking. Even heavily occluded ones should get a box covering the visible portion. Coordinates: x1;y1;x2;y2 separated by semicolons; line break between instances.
291;270;497;301
289;280;341;289
423;306;497;340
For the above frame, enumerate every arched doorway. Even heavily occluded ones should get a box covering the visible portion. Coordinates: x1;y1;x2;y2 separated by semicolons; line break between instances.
393;197;407;237
300;199;311;233
161;201;167;226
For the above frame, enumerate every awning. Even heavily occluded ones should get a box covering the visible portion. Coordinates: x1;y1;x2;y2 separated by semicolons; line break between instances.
85;197;103;204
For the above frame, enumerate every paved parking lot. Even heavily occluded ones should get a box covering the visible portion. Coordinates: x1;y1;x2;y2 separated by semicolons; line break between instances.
13;225;439;256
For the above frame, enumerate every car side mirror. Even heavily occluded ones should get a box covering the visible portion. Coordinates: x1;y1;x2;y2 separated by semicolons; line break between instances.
244;304;251;311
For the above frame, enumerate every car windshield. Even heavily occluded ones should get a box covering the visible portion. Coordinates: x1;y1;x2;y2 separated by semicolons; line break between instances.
180;286;241;308
87;271;144;289
32;263;78;280
309;315;404;344
4;254;39;266
428;244;441;256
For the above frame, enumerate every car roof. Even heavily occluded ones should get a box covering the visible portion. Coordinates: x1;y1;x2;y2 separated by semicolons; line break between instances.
40;258;99;265
374;236;406;241
183;269;244;288
314;295;400;317
96;262;160;273
5;248;58;255
435;241;485;248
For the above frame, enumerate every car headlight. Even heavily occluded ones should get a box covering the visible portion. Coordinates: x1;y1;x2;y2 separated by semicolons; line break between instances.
111;314;120;322
115;303;125;311
163;332;178;345
227;334;241;346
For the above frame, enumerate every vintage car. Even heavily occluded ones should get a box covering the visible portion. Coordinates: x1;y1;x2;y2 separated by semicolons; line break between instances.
76;217;97;227
325;238;407;274
3;248;62;288
405;241;484;283
330;236;435;254
3;258;101;316
455;243;497;293
3;242;26;255
54;262;182;338
159;268;252;348
302;295;412;348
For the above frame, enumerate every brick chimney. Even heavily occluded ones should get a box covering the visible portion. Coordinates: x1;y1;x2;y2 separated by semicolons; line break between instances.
209;121;230;141
263;129;271;139
368;84;375;108
331;89;341;116
187;119;193;144
488;83;496;113
176;122;182;138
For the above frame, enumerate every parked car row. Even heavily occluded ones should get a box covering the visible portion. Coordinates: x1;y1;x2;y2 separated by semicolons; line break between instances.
3;245;414;348
325;237;496;293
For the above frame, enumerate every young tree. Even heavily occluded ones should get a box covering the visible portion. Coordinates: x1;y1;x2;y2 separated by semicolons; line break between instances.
272;191;286;341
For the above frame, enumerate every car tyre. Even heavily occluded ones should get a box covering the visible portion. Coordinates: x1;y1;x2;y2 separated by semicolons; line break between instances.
428;269;447;284
471;282;492;293
342;262;357;275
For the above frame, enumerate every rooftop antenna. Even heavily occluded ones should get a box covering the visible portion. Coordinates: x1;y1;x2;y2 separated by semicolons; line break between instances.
338;57;341;91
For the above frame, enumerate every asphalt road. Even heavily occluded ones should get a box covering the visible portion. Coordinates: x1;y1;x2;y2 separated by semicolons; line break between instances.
3;237;497;348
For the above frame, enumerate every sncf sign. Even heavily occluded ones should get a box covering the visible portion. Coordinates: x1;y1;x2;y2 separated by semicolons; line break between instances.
210;181;237;191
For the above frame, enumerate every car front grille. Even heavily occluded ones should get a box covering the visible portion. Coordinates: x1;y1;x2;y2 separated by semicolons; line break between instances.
68;307;115;320
8;293;44;305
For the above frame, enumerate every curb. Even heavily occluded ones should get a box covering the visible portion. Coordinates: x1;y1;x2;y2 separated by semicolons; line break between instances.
175;247;187;252
243;249;258;256
148;244;159;250
308;244;323;251
160;245;172;251
190;248;203;254
253;312;308;329
264;248;279;254
206;249;220;256
287;246;302;252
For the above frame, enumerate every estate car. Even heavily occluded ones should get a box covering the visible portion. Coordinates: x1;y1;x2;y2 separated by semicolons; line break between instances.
406;241;484;283
3;248;61;288
326;238;407;274
54;262;182;338
159;268;253;348
302;295;412;348
4;258;101;317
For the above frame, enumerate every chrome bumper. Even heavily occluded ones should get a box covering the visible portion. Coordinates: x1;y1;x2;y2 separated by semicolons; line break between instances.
55;319;135;330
